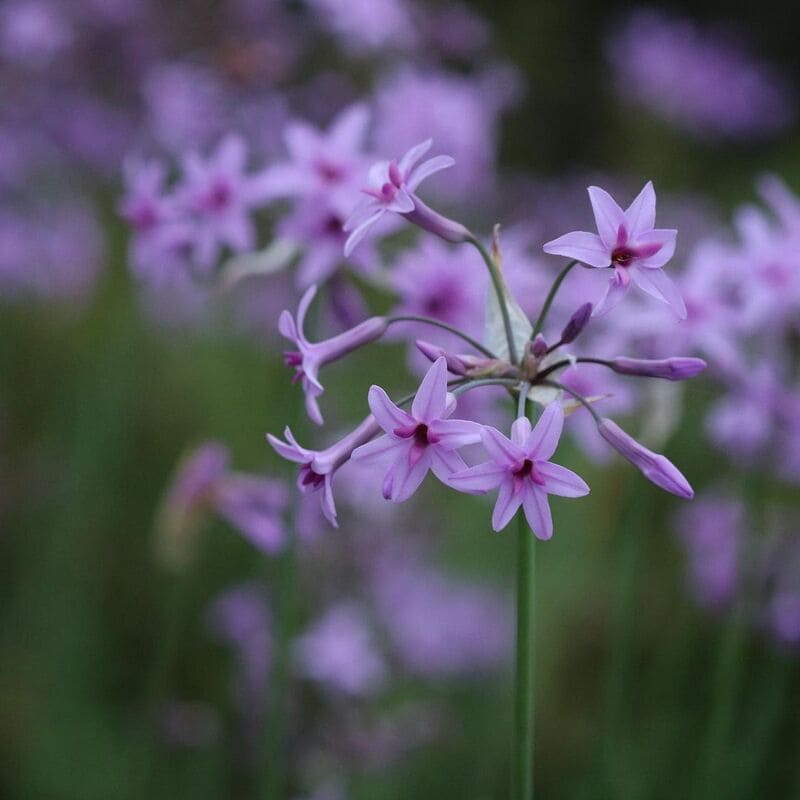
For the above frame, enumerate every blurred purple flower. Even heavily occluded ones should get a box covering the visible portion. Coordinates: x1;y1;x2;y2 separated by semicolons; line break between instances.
293;602;386;695
675;493;743;610
544;182;684;318
215;475;289;554
450;404;589;538
606;8;794;140
308;0;417;53
351;358;481;503
0;0;73;69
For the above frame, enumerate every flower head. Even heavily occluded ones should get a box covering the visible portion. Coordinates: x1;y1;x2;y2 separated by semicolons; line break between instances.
351;357;481;502
450;403;589;538
543;182;684;318
343;139;461;256
267;416;381;527
279;284;388;424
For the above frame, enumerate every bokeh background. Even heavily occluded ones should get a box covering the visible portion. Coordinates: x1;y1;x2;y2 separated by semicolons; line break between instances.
2;1;799;798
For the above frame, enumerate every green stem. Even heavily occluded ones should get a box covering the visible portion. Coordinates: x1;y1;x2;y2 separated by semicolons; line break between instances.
468;235;519;365
262;529;297;800
387;315;497;359
512;395;536;800
531;260;578;339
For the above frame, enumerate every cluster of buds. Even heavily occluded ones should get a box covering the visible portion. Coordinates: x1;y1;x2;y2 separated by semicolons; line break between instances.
268;141;705;538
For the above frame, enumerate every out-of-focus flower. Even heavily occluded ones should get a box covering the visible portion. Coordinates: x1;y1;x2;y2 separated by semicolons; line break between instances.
351;358;481;503
370;548;513;677
260;103;371;207
609;357;706;380
267;416;382;527
279;284;389;425
158;442;288;566
450;404;589;538
674;493;743;609
0;0;73;70
343;139;462;256
177;134;272;270
606;8;794;140
544;182;684;318
293;602;386;695
373;66;519;200
308;0;417;53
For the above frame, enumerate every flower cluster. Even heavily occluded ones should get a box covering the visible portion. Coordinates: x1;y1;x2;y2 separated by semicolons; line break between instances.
268;164;702;540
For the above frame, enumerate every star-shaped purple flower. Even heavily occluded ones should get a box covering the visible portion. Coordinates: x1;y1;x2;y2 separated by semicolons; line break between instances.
351;357;481;502
343;139;456;256
279;284;388;425
543;181;685;318
449;404;589;539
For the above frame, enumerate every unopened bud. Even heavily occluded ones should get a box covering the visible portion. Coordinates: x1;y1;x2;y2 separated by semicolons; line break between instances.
560;303;592;345
611;357;707;381
531;334;548;358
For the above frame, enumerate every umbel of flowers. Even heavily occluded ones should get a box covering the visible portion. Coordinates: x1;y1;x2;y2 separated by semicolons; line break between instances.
267;140;705;800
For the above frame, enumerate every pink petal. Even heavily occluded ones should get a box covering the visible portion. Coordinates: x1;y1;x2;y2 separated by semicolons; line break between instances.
284;121;319;161
329;103;370;151
637;229;677;269
266;430;309;463
428;417;482;450
388;187;416;214
624;181;656;239
522;487;553;540
526;402;564;461
592;272;630;317
542;231;611;268
343;208;384;256
368;385;413;433
510;416;532;447
430;447;467;483
321;477;338;527
367;160;390;187
296;284;317;333
411;357;448;423
217;134;247;173
631;267;687;319
492;479;522;531
398;139;433;176
388;448;431;502
305;387;324;425
351;434;398;462
448;461;507;495
537;462;590;497
249;164;313;199
588;186;627;249
480;425;524;469
407;155;455;192
278;309;297;341
343;199;381;232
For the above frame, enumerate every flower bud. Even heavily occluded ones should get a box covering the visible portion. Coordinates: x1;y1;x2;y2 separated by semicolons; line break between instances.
610;357;707;381
598;418;693;498
415;340;469;375
531;334;548;358
559;303;592;345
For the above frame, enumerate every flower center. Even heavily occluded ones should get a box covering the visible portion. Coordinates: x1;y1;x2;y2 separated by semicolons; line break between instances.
512;458;546;488
611;245;637;267
314;159;344;183
299;464;325;490
284;351;304;382
201;179;233;212
129;202;159;232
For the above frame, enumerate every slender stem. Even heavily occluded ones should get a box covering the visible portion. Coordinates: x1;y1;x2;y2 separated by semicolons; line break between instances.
452;378;521;397
387;315;497;359
513;391;536;800
536;357;611;382
467;235;519;365
538;379;602;423
531;260;578;339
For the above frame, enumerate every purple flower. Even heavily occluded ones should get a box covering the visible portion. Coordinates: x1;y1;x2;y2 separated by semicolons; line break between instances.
260;103;371;206
343;139;460;256
675;494;742;610
267;416;382;527
293;602;386;695
279;284;389;424
449;403;589;538
598;418;693;498
543;182;684;318
350;358;482;502
308;0;417;53
177;134;270;269
215;475;289;554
